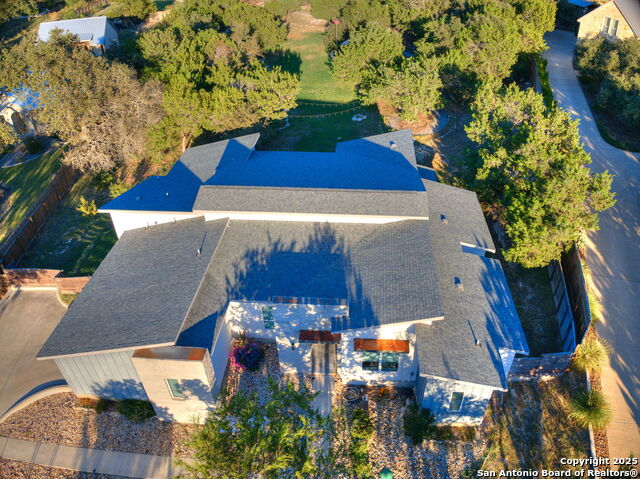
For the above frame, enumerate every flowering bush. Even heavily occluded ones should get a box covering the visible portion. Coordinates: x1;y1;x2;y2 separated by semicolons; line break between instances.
230;341;264;371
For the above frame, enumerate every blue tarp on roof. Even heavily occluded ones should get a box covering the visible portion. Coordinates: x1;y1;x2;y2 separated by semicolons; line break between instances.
568;0;593;7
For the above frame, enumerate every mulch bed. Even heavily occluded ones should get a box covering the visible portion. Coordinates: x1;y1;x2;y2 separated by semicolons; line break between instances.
589;369;610;459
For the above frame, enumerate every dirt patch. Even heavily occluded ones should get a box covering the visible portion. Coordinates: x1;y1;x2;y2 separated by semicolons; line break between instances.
287;4;326;40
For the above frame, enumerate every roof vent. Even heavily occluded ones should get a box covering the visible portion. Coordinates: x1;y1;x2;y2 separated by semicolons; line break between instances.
165;192;170;198
440;213;448;224
135;196;142;201
390;141;397;150
196;248;201;256
475;338;482;347
454;277;463;291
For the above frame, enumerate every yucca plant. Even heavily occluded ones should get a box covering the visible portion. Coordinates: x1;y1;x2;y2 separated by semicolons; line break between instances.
572;336;610;372
568;389;612;429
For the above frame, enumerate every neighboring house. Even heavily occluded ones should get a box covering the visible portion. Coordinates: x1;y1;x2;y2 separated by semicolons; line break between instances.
37;16;119;54
577;0;640;40
0;87;39;135
37;131;529;425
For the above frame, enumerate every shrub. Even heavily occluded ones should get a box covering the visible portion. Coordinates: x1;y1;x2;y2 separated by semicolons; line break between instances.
264;0;303;17
568;389;612;429
108;181;128;198
349;408;374;478
572;336;610;372
403;404;435;445
25;138;42;154
117;399;156;423
230;340;264;371
76;195;97;216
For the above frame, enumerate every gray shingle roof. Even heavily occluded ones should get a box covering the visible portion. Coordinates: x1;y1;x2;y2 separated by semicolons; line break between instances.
416;180;528;389
192;186;429;218
38;217;229;359
100;130;423;215
178;220;443;348
614;0;640;36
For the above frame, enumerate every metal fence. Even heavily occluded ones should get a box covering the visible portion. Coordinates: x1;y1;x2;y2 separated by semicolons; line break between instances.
0;166;77;268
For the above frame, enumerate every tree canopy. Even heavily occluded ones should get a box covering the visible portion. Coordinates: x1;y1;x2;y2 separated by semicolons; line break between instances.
182;380;332;479
576;35;640;130
465;83;615;267
108;0;157;21
0;0;37;23
139;0;299;152
0;121;18;150
0;32;163;172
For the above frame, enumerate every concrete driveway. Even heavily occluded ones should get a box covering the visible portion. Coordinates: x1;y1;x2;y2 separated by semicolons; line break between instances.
0;288;67;418
544;30;640;459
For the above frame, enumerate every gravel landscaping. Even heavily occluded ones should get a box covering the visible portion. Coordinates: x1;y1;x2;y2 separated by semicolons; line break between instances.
0;458;130;479
0;393;197;457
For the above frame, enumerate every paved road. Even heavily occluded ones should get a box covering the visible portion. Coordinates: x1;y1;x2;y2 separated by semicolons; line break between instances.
544;30;640;460
0;288;66;417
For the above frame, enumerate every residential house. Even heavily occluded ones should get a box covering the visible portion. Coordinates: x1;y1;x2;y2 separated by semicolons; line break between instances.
577;0;640;40
37;131;529;425
38;16;119;54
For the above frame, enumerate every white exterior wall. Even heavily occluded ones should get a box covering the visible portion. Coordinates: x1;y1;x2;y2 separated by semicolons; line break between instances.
131;350;215;424
337;323;423;385
107;210;423;238
420;376;496;426
107;211;198;237
202;212;414;224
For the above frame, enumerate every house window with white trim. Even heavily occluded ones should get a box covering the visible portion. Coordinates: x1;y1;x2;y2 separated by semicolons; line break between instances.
166;378;185;399
449;391;464;411
601;17;620;37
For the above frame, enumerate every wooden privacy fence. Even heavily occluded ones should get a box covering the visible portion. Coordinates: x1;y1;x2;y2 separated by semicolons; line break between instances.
508;352;573;382
0;268;89;299
0;166;77;268
561;246;591;345
549;259;577;352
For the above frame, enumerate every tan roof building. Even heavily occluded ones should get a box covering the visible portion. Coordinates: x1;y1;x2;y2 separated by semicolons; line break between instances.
577;0;640;40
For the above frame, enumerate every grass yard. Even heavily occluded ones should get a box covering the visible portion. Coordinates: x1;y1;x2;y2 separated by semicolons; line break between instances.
482;373;590;471
19;175;116;276
0;149;61;243
259;23;387;151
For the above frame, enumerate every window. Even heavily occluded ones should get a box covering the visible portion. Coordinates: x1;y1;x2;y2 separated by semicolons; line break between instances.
262;306;275;329
449;392;464;412
166;379;185;399
361;352;401;371
601;16;620;37
362;351;380;371
381;352;400;371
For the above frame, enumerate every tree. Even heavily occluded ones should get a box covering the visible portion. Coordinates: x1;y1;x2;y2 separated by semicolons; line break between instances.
360;55;442;121
0;32;163;172
108;0;157;21
331;24;404;88
0;121;18;150
0;0;37;23
181;380;331;479
311;0;347;20
465;84;615;268
140;1;299;152
576;36;640;129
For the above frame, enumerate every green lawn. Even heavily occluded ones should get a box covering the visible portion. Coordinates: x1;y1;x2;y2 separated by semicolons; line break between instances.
0;149;62;243
19;176;117;276
259;29;387;151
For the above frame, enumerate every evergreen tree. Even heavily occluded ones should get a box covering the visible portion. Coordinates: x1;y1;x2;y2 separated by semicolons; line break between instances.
465;84;615;267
